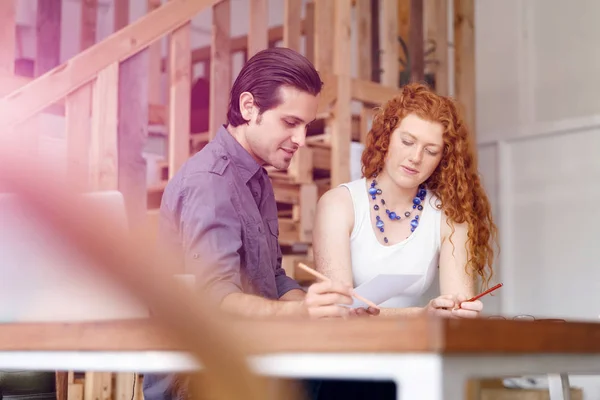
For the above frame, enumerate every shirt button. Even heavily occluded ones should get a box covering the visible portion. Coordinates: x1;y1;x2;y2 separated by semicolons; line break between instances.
222;155;227;160
258;226;262;233
253;191;258;197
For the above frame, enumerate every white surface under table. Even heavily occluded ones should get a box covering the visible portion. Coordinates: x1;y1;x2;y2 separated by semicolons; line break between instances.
0;350;592;400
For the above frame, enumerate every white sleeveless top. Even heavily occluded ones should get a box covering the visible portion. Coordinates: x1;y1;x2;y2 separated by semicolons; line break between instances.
340;178;442;308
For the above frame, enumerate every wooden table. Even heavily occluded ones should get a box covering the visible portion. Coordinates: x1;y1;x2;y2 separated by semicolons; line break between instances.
1;315;599;400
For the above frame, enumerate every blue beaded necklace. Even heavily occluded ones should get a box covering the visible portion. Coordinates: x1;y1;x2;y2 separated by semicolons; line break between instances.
368;176;427;244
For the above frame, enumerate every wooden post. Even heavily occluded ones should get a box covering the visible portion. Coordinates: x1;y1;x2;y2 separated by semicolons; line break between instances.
283;0;302;52
168;23;192;178
454;0;476;148
80;0;97;51
35;0;62;76
90;63;120;190
408;0;424;83
381;0;399;86
314;1;334;73
0;0;16;75
248;0;268;57
148;0;162;105
209;0;231;139
304;1;315;62
424;0;449;95
331;0;352;188
356;0;372;144
114;0;130;31
119;50;150;229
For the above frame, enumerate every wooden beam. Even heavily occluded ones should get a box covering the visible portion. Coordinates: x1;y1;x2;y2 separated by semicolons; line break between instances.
90;63;119;190
0;0;16;75
114;0;130;31
209;0;231;139
35;0;62;76
454;0;476;144
356;0;372;81
81;0;97;50
66;83;93;191
331;0;352;188
381;0;399;86
424;0;449;95
351;78;399;108
148;0;162;104
0;0;220;129
188;21;308;68
370;0;380;82
168;22;192;178
304;2;315;63
314;1;334;73
283;0;302;52
119;50;150;229
248;0;268;57
409;0;424;83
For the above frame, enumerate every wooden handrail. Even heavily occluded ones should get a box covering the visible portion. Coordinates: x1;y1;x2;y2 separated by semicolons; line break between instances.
0;0;221;129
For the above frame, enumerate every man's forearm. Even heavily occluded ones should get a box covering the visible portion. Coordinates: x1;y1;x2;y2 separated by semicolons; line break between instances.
220;292;307;317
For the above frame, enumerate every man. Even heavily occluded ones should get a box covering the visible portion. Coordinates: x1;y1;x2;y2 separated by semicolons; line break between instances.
143;47;353;400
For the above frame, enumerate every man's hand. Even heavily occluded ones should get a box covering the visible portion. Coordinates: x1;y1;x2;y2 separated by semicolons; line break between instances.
349;307;380;317
302;280;354;318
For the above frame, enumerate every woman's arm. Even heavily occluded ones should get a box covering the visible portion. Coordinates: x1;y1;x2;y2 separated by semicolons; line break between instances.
439;215;477;298
312;187;355;286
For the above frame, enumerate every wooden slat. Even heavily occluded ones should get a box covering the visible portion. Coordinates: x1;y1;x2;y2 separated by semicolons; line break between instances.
168;22;192;178
408;0;424;82
304;2;315;62
90;63;119;190
66;84;92;191
454;0;476;144
114;0;130;31
148;0;162;104
35;0;62;76
81;0;98;51
209;0;231;139
424;0;449;95
188;21;308;67
0;0;220;129
331;0;352;187
356;0;372;81
248;0;268;57
0;0;16;75
381;0;399;86
351;78;399;105
119;50;150;229
314;0;334;73
283;0;302;52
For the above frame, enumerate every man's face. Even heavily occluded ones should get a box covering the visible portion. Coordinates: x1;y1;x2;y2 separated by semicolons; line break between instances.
243;86;319;170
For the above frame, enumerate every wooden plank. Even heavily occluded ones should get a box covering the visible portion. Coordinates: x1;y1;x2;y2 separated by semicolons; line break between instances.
119;50;149;229
424;0;448;95
189;21;308;67
381;0;399;86
297;183;317;242
356;0;372;81
35;0;62;76
81;0;97;50
168;22;192;178
314;0;334;73
409;0;424;83
0;0;16;74
84;372;112;400
304;1;315;62
209;0;231;139
114;0;130;31
248;0;268;57
351;78;399;105
454;0;476;144
66;84;92;191
0;0;220;129
114;373;136;400
90;63;119;190
148;0;162;104
331;0;352;187
283;0;302;52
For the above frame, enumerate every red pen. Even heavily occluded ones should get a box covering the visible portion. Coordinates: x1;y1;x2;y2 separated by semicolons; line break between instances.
465;283;503;302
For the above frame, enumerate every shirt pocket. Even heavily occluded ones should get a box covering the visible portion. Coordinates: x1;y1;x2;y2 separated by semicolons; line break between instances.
265;218;280;255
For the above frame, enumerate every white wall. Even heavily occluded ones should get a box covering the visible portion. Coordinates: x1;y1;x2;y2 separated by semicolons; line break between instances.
476;0;600;397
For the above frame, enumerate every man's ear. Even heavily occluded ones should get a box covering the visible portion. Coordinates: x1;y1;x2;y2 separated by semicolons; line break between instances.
239;92;256;122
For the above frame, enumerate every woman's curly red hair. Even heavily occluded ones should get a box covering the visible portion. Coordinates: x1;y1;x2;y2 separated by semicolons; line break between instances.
361;83;498;288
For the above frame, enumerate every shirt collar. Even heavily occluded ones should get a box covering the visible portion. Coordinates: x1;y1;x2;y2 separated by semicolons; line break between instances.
214;125;262;183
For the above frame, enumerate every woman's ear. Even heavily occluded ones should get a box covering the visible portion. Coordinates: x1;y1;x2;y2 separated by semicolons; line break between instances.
239;92;255;122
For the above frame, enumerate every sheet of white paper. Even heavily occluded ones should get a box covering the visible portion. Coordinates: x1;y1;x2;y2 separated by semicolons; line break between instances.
349;274;422;309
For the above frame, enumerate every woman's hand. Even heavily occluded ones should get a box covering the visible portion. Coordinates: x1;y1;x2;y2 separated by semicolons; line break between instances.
423;294;483;319
349;306;380;317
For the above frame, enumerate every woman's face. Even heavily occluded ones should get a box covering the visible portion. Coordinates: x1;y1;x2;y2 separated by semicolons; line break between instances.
384;113;444;189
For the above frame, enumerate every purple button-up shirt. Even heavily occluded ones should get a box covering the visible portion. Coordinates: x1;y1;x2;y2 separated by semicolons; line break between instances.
158;125;302;303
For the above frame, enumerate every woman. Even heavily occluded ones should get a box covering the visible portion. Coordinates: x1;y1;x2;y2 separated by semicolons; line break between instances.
313;82;498;319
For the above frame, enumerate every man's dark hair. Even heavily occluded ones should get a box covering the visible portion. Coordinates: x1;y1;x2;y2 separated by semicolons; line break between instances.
227;47;323;127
